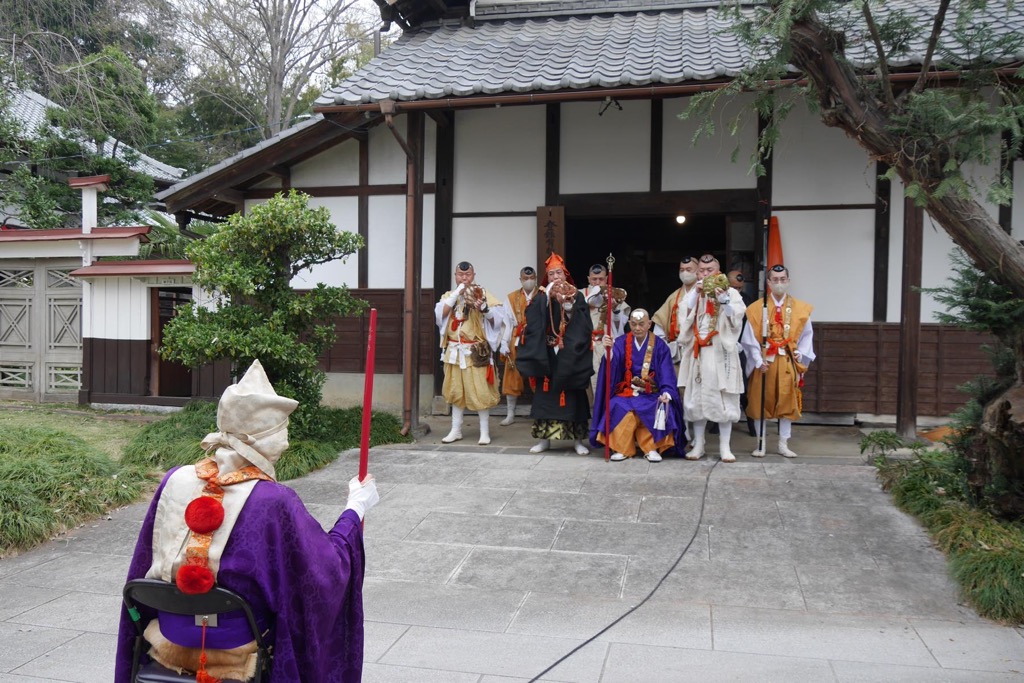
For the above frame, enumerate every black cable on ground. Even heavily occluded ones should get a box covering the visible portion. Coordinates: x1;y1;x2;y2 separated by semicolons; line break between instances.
527;459;719;683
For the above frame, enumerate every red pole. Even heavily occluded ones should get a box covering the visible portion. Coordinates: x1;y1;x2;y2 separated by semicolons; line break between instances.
359;308;378;481
604;254;615;462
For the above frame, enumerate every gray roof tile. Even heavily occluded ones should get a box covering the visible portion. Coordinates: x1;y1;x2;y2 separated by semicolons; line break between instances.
319;1;1022;107
6;89;184;182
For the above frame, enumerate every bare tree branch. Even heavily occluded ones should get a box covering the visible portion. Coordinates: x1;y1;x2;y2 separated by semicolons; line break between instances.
861;1;895;110
912;0;952;94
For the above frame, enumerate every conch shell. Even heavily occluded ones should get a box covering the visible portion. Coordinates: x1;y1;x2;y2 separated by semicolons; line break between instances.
702;273;730;295
548;280;578;305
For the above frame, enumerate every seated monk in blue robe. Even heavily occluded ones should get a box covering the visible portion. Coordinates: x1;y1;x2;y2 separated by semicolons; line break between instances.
591;308;685;462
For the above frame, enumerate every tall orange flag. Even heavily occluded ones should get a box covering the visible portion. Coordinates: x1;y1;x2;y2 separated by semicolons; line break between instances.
767;216;784;268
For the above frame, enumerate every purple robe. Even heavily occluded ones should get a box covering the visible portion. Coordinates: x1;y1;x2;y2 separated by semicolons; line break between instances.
590;333;685;452
115;467;365;683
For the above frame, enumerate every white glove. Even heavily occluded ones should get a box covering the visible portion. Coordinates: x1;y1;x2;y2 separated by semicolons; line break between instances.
444;283;466;308
345;475;380;521
717;291;730;304
499;341;510;355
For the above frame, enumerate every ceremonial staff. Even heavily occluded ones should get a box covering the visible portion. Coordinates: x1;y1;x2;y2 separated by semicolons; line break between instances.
604;253;615;462
358;308;378;523
758;217;770;456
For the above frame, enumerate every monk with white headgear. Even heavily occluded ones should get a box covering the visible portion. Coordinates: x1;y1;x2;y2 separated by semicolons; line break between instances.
115;360;378;683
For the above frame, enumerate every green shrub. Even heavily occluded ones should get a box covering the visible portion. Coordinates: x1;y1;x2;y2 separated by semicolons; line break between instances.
876;449;1024;623
122;402;410;480
0;426;149;555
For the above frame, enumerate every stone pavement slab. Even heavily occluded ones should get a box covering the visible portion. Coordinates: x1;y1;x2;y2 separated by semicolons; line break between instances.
3;421;1023;682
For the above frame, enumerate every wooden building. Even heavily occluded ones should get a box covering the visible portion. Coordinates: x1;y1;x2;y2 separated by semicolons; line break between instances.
150;0;1020;425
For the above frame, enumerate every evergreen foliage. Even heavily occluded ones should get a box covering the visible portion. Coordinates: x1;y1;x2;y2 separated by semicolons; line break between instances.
159;191;365;413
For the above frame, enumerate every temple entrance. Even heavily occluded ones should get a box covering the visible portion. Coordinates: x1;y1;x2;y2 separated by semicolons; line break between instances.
565;212;759;314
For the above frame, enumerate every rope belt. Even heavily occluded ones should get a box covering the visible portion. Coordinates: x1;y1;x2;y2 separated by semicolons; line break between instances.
693;330;719;357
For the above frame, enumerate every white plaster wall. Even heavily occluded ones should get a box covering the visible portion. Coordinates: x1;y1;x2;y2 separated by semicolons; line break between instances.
292;196;360;288
450;216;535;298
663;92;758;191
86;277;149;339
773;209;875;322
560;99;650;194
366;194;435;288
2;237;139;260
774;104;876;206
1014;159;1024;240
322;372;433;413
290;138;359;186
453;106;546;213
368;122;405;184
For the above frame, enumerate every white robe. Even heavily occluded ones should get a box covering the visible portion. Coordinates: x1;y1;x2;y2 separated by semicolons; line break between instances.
677;287;745;423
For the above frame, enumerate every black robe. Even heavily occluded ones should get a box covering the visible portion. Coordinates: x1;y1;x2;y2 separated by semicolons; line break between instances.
516;290;594;422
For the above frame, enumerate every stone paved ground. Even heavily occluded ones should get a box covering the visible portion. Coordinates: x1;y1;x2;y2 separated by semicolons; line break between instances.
1;419;1022;682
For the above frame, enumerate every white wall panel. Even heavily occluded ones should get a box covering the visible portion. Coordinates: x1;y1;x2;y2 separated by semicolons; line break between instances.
774;105;875;206
292;196;360;288
560;100;650;194
87;277;149;340
290;138;359;186
366;195;435;289
450;216;535;298
774;209;874;322
369;122;407;184
662;93;758;191
453;106;545;213
424;117;437;184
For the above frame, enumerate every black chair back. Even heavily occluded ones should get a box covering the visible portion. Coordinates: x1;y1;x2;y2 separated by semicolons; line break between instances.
123;578;270;683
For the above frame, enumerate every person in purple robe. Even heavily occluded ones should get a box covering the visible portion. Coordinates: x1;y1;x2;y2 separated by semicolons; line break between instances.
590;309;685;461
114;360;379;683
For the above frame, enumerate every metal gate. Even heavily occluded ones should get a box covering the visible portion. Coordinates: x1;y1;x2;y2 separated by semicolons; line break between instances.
0;261;83;401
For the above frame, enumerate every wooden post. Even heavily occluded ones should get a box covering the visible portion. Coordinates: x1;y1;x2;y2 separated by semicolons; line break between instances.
402;111;425;435
896;198;923;439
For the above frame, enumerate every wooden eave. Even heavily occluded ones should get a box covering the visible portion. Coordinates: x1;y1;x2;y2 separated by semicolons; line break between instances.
160;112;370;215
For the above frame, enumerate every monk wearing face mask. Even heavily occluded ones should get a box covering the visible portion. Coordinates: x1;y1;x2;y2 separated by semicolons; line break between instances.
739;264;816;458
497;266;539;426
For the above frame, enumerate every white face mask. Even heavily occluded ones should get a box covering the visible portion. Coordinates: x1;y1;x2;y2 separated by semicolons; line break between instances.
522;278;536;292
770;282;789;297
679;271;697;285
562;301;574;311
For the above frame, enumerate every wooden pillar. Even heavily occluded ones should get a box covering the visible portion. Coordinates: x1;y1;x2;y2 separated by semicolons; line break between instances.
403;111;425;434
756;112;774;297
433;111;455;396
545;103;560;206
650;99;663;193
872;161;891;321
896;198;923;439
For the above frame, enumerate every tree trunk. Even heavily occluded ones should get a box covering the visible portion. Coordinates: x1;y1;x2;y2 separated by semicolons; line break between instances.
787;19;1024;299
788;13;1024;518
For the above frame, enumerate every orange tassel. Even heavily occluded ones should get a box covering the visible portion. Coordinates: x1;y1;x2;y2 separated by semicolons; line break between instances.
195;618;221;683
559;391;565;407
486;364;495;384
543;377;549;392
529;377;537;391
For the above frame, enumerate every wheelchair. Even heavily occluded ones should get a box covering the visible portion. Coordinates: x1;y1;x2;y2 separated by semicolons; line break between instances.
123;578;270;683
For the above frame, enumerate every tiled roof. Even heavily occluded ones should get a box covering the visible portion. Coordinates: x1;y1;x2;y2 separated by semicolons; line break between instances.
318;1;1024;106
7;89;185;182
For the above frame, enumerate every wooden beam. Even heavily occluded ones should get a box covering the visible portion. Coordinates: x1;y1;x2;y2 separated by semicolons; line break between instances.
650;99;663;193
211;188;245;207
873;161;891;322
246;183;436;199
545;103;560;206
896;197;923;439
557;189;758;218
433;111;455;396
